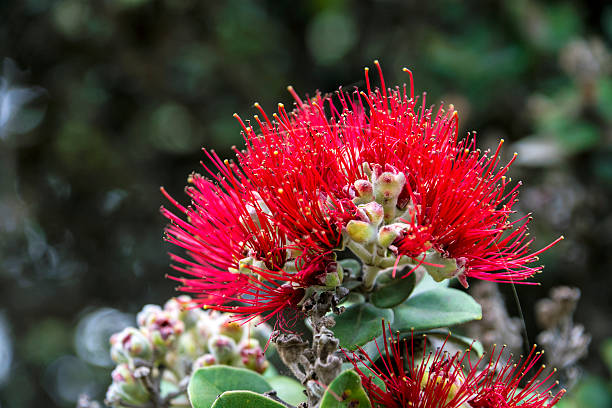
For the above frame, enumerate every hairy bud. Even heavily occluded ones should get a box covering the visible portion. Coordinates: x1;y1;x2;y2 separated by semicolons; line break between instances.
106;364;150;405
218;316;245;343
110;328;153;364
208;334;237;364
238;339;269;374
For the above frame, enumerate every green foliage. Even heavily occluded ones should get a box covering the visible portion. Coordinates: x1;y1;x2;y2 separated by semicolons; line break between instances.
411;271;450;295
370;267;416;308
333;303;394;350
557;377;612;408
211;391;286;408
425;330;485;357
266;376;307;406
339;259;362;277
319;370;372;408
392;288;482;332
188;366;272;408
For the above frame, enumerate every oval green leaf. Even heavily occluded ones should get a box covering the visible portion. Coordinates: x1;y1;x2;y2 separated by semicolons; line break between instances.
425;330;485;357
411;270;449;295
371;266;416;308
188;366;272;408
211;391;285;408
320;369;371;408
266;376;307;406
392;288;481;332
333;303;393;350
339;259;362;277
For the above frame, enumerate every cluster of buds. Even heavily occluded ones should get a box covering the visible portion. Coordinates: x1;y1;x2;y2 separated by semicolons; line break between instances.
105;296;270;408
346;163;434;289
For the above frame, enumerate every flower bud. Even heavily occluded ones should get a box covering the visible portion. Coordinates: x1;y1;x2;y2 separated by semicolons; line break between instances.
425;253;468;287
238;339;268;374
361;202;384;226
323;261;343;289
142;310;185;354
137;304;162;327
106;364;150;405
377;223;404;248
164;295;203;328
110;327;153;364
177;329;201;359
346;220;376;244
353;179;374;204
208;334;237;364
192;353;218;371
218;316;245;343
371;163;406;222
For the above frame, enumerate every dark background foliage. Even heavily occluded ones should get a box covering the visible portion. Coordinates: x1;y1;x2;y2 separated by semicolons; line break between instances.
0;0;610;406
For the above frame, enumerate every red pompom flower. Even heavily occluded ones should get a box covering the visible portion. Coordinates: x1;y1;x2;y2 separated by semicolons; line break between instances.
161;62;561;327
345;323;565;407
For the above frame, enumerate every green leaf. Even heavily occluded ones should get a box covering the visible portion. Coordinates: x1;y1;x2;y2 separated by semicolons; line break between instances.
339;292;365;308
371;266;416;308
339;258;362;277
411;270;449;295
188;366;272;408
392;288;481;332
426;330;485;357
266;376;307;406
319;370;371;408
211;391;285;408
333;303;393;350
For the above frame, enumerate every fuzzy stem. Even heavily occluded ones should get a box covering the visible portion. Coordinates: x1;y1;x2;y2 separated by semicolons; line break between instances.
362;264;381;291
346;240;371;262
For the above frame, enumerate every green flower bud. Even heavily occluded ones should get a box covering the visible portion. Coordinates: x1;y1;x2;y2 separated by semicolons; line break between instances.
110;327;153;364
323;261;343;289
137;304;162;327
371;163;406;222
218;316;245;343
361;202;384;226
177;329;201;359
208;334;237;365
377;223;404;248
195;316;217;353
353;179;374;204
107;364;150;405
164;295;203;329
346;220;376;243
142;310;185;355
192;353;218;371
238;339;268;374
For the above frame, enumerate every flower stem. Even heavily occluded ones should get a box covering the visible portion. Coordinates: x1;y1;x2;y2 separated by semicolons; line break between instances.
362;264;381;291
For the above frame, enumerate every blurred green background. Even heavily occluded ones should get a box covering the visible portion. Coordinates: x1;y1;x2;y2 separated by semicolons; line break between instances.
0;0;611;406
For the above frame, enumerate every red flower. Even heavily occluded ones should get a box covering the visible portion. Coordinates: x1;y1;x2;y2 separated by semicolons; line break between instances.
345;323;565;408
162;62;562;327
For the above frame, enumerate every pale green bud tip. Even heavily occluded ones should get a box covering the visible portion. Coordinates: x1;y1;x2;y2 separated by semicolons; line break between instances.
361;201;384;226
107;364;150;405
239;339;268;374
378;224;402;248
143;311;185;352
218;316;245;343
346;220;376;243
325;270;342;288
110;327;153;364
136;304;162;327
354;179;374;202
208;334;238;364
192;353;218;371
